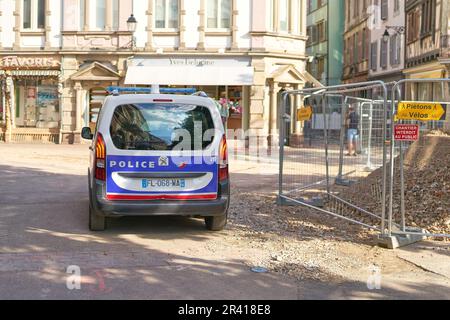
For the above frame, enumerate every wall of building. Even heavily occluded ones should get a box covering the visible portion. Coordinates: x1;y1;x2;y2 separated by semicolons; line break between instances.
343;0;370;83
405;0;443;67
306;0;329;84
368;0;405;82
327;0;345;85
0;0;311;145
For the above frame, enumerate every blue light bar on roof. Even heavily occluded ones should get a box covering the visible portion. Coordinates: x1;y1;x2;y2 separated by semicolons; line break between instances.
106;86;197;95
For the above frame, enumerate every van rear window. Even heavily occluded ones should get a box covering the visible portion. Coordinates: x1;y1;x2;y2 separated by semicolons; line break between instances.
110;103;215;151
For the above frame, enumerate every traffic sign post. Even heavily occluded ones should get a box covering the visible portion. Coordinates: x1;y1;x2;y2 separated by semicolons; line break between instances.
397;102;447;121
297;106;313;121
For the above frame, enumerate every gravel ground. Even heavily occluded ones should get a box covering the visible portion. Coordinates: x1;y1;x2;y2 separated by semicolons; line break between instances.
0;142;449;298
214;188;388;283
337;134;450;238
213;134;450;283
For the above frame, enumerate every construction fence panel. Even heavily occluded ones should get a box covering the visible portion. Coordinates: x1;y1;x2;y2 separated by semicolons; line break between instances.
386;79;450;240
278;81;390;232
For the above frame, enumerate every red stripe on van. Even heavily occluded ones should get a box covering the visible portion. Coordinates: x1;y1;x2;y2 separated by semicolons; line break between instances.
106;194;218;201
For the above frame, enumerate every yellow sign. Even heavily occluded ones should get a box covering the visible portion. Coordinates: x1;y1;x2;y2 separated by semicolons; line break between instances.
397;102;447;121
297;106;313;121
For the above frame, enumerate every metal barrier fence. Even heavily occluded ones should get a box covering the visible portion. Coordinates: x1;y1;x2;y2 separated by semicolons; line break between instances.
278;81;390;233
386;79;450;241
278;79;450;247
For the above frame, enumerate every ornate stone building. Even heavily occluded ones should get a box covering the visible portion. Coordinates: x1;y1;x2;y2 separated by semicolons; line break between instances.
0;0;318;145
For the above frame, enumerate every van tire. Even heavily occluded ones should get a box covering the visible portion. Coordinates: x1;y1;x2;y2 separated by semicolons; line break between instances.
89;206;106;231
205;214;227;231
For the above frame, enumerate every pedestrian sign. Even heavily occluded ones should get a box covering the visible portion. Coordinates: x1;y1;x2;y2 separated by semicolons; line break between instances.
297;106;313;121
397;102;447;121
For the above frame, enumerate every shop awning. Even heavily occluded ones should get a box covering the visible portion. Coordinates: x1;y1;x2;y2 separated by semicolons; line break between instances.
9;70;61;77
125;66;254;86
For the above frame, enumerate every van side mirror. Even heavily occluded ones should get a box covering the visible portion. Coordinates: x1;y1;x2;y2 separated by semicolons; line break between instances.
81;127;94;140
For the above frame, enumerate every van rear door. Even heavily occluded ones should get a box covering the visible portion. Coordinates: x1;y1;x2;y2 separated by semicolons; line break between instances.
105;102;220;201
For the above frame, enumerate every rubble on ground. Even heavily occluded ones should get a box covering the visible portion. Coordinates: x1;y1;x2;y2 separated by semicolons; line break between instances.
340;134;450;237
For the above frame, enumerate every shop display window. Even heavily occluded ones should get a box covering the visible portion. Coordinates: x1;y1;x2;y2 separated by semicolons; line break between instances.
218;86;243;130
15;79;60;129
218;86;243;117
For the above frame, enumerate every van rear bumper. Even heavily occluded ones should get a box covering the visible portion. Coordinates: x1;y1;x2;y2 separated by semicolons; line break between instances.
91;181;230;217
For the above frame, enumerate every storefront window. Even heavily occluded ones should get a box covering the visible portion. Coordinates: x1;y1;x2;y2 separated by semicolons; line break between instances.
14;78;60;129
218;86;243;130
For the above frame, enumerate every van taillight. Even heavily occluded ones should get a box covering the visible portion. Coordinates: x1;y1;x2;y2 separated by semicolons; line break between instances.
95;133;106;181
219;135;228;182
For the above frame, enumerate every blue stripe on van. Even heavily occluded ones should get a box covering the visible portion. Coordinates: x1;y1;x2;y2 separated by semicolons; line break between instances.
106;155;218;196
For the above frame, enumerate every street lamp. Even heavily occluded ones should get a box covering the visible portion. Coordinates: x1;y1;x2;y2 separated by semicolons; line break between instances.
127;14;137;49
127;14;137;32
383;29;390;42
383;26;406;41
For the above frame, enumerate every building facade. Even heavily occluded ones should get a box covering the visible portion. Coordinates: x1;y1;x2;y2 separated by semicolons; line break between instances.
306;0;345;86
343;0;371;84
0;0;134;144
368;0;406;84
0;0;317;146
404;0;449;101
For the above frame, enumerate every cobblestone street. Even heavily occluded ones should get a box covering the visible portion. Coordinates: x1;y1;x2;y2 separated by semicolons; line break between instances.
0;143;449;300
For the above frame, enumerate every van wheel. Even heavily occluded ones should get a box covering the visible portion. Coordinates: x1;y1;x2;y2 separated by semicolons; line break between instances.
89;206;106;231
205;214;227;231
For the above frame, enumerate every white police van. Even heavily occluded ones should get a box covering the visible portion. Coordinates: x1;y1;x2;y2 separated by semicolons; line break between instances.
81;87;230;231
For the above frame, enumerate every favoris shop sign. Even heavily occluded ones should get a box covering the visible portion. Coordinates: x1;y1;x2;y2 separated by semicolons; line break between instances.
394;124;420;142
